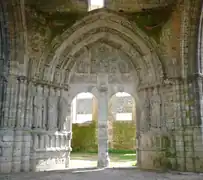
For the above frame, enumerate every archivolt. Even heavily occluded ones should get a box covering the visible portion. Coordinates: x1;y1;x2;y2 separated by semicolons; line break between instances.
197;1;203;73
37;9;164;86
0;0;10;77
181;0;202;76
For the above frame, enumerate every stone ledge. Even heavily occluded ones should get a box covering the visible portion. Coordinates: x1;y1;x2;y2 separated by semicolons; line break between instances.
34;147;72;152
30;129;72;136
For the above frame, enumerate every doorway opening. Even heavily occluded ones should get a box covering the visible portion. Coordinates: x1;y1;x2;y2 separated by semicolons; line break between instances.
108;92;137;167
70;92;98;168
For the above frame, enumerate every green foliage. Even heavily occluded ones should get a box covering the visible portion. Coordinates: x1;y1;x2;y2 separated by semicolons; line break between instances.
108;149;135;154
71;121;98;152
71;120;136;152
111;121;136;150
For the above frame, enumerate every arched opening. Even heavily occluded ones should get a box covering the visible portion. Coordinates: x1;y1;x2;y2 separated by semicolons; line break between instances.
37;9;164;171
108;92;136;167
70;92;98;168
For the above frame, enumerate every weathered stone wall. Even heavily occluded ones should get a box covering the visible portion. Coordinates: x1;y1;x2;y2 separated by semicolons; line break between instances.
1;0;203;174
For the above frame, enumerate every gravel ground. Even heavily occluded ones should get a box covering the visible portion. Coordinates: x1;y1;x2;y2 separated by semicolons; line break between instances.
0;169;203;180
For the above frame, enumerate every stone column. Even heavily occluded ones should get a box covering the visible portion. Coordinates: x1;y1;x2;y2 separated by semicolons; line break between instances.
92;96;98;121
16;76;27;127
0;76;18;173
12;76;27;172
135;106;141;168
47;88;58;131
8;77;19;127
24;82;33;128
65;102;72;168
97;74;110;168
30;134;39;171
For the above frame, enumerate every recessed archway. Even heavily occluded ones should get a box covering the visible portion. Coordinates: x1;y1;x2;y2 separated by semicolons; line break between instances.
108;92;137;167
35;9;165;170
70;92;98;169
36;9;164;85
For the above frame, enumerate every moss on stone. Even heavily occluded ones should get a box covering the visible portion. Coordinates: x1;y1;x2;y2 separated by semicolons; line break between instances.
153;152;172;170
31;5;173;42
126;6;173;42
46;11;86;40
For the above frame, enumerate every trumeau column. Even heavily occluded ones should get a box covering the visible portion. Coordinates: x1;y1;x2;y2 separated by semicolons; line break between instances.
97;74;110;168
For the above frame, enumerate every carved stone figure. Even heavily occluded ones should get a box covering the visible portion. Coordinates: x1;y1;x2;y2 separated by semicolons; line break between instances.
150;88;161;128
47;96;58;130
33;96;43;128
41;97;47;129
54;69;61;84
140;98;150;133
58;97;68;131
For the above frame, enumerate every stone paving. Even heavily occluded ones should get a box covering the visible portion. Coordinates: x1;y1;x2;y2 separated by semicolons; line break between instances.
0;169;203;180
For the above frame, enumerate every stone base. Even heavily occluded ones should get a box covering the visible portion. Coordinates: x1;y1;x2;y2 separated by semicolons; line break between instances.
35;158;67;171
97;154;110;168
30;150;70;172
0;162;12;173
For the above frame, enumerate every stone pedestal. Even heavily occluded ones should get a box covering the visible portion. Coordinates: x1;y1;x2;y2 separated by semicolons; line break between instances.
97;89;110;168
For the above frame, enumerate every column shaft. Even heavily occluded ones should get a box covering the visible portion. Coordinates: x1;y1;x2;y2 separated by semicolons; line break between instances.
97;90;110;168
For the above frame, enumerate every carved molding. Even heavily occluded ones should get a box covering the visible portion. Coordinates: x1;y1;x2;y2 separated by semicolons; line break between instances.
36;9;164;87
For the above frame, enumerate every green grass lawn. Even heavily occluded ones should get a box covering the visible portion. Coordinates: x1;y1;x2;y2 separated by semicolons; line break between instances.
70;152;137;167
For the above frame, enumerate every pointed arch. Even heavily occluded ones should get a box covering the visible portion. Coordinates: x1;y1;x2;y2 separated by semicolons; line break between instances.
197;1;203;74
181;0;202;76
36;9;164;87
0;0;10;77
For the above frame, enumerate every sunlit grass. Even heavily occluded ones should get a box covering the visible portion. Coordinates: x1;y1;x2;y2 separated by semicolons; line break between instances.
70;152;137;168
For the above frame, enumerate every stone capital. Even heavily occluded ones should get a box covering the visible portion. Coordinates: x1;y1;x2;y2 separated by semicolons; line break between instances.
97;73;108;93
97;85;108;93
17;75;27;83
0;75;8;83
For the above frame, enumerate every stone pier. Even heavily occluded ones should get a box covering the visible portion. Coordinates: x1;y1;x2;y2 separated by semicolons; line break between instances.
97;88;110;168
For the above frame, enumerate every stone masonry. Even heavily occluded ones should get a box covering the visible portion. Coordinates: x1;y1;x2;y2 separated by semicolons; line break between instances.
0;0;203;174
